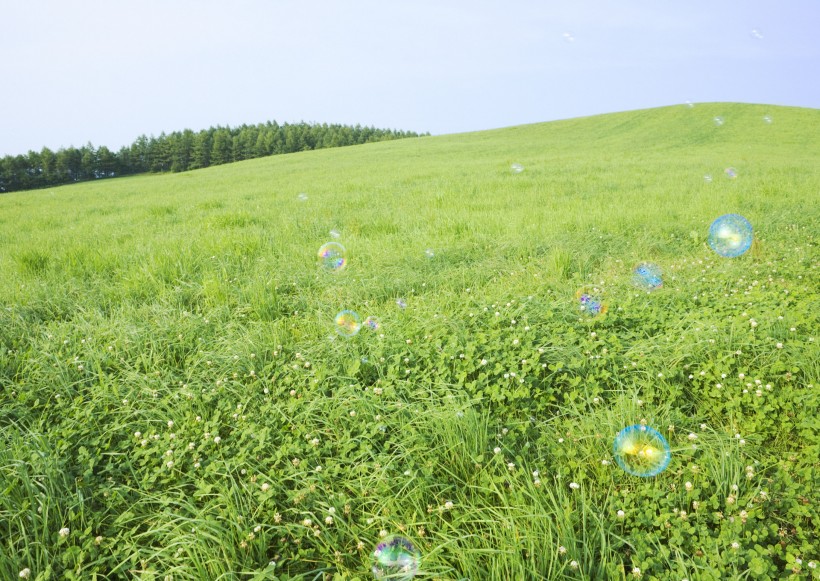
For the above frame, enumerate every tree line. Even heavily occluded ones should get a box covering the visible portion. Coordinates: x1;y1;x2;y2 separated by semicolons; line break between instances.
0;121;426;193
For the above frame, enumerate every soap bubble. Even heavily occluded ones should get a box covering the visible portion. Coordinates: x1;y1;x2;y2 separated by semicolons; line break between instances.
750;28;764;39
396;298;407;309
713;117;724;127
575;286;607;317
425;249;435;258
510;163;524;174
330;229;341;239
704;174;713;183
724;167;737;179
562;32;575;43
363;316;380;331
632;262;663;291
708;214;753;258
297;193;308;202
762;115;772;124
318;242;347;272
685;100;695;109
371;535;421;580
335;310;361;337
613;425;671;477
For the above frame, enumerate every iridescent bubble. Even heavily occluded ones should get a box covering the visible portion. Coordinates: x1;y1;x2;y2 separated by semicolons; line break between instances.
704;174;713;183
330;229;341;239
724;167;738;179
396;298;407;309
762;115;772;124
708;214;753;258
613;425;671;477
335;310;361;337
510;163;524;174
424;249;435;258
318;242;347;273
363;316;380;331
297;193;308;202
575;286;607;317
632;262;663;291
713;116;724;127
371;535;421;580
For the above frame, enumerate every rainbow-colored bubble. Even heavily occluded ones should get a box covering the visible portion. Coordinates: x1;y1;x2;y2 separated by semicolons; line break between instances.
363;316;380;331
632;262;663;291
371;535;421;580
613;425;671;477
708;214;753;258
576;286;607;317
334;310;361;337
318;242;347;272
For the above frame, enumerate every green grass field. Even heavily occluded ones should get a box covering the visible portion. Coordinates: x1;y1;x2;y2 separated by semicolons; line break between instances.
1;102;818;580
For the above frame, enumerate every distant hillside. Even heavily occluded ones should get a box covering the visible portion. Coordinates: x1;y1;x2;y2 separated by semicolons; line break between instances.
0;120;427;194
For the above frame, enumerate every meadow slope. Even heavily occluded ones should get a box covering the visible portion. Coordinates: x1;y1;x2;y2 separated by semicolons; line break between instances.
1;103;818;580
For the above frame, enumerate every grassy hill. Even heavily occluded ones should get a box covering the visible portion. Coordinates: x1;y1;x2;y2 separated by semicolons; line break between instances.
1;103;818;579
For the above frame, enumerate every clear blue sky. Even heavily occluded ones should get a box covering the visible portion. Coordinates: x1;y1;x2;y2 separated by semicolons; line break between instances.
1;0;817;157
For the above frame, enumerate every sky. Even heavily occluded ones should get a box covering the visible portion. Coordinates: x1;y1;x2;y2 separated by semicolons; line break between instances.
1;0;818;157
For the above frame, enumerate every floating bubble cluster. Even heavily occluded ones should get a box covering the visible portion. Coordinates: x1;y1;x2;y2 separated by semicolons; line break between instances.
371;536;421;580
708;214;753;258
613;425;671;477
510;163;524;174
576;286;607;317
318;242;347;273
724;167;738;179
632;262;663;291
334;310;361;337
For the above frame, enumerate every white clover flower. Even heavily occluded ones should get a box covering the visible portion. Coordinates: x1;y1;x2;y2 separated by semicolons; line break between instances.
731;541;740;549
261;482;270;491
303;518;312;527
325;516;333;525
617;510;625;519
213;436;221;444
685;481;693;491
166;460;174;468
632;567;642;578
444;501;454;510
59;527;70;537
558;545;567;554
688;433;698;441
570;560;579;569
493;447;501;454
19;569;31;579
167;420;174;428
569;482;580;490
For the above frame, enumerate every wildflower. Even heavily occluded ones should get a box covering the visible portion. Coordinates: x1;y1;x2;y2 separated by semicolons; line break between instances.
19;569;31;579
617;510;625;519
325;516;333;525
493;447;501;454
632;567;642;577
570;560;579;569
166;460;174;468
274;512;282;523
59;527;70;537
558;545;567;554
134;431;142;438
303;518;312;527
685;481;693;491
213;436;221;444
167;420;174;428
261;483;270;492
731;541;740;549
569;482;580;490
95;535;103;544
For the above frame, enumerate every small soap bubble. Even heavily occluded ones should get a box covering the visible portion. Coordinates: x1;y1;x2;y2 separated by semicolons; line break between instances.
724;167;738;179
424;249;435;258
708;214;753;258
562;32;575;43
297;193;308;202
704;174;713;183
575;286;607;317
685;100;695;109
363;316;380;331
396;298;407;309
632;262;663;291
318;242;347;273
371;535;421;580
330;229;341;239
335;310;361;337
713;116;724;127
750;28;764;39
762;115;772;124
510;163;524;174
613;425;671;477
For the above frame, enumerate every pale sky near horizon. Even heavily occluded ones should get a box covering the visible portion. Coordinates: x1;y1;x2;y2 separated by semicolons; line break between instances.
1;1;818;157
